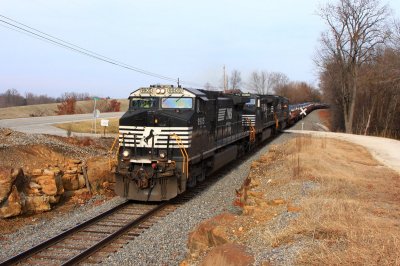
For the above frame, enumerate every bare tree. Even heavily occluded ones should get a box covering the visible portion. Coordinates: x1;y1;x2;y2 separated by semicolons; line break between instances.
248;71;289;95
318;0;391;133
0;89;26;107
230;70;242;90
249;71;268;94
270;72;289;93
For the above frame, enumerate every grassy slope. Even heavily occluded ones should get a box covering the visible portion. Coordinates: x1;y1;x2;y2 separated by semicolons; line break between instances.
184;134;400;265
0;99;129;120
55;118;120;134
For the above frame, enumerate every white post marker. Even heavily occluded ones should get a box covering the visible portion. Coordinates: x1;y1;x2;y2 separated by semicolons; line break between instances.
300;107;307;131
101;119;109;137
94;109;100;134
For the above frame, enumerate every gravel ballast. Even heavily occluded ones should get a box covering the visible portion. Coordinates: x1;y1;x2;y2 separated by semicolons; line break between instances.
102;133;296;266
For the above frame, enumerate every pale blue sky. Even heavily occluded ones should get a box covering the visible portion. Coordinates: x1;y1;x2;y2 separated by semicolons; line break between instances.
1;0;399;98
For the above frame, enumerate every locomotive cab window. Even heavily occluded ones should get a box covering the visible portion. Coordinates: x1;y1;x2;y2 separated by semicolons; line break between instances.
130;97;158;110
161;97;193;109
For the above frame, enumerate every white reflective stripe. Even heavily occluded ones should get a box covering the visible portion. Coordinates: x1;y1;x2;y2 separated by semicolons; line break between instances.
130;158;151;163
119;126;193;130
218;108;226;121
119;126;145;130
123;144;190;148
119;133;192;141
118;126;193;148
242;115;256;125
120;139;192;144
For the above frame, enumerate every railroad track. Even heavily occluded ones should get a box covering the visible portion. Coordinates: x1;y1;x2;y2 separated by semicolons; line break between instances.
0;201;174;265
0;173;224;266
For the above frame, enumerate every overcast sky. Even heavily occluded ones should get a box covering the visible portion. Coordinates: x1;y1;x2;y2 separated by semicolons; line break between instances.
1;0;400;99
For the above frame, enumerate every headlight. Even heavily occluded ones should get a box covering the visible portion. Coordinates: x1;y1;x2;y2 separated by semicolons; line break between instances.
156;88;161;94
159;150;166;159
122;150;130;158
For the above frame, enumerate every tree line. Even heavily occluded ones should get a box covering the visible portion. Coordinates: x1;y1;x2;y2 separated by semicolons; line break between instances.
317;0;400;139
205;70;322;104
0;89;91;108
0;89;121;115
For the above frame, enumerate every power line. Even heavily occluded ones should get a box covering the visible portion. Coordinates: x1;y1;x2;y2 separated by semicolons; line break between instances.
0;14;207;86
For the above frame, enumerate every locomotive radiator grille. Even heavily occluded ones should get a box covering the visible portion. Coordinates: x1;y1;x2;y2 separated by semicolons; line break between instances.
119;126;193;148
242;115;256;126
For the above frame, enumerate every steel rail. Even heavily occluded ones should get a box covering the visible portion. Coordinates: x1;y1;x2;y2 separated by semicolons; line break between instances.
62;202;168;265
0;200;129;265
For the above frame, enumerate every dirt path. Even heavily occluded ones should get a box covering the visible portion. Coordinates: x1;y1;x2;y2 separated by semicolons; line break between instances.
285;130;400;174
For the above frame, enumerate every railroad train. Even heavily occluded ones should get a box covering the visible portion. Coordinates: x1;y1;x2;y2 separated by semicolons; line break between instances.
115;84;319;201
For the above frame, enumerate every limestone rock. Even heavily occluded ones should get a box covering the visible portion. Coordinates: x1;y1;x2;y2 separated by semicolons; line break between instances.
48;195;60;204
86;157;115;192
0;185;23;218
200;243;254;266
25;181;42;195
32;168;43;176
69;159;81;165
0;168;13;204
65;169;77;174
25;195;51;212
0;168;24;204
78;174;86;189
188;213;236;257
42;169;55;176
35;175;57;196
55;174;64;195
62;174;79;191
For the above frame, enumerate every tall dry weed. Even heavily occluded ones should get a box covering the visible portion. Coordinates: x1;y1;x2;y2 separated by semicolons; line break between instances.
271;136;400;265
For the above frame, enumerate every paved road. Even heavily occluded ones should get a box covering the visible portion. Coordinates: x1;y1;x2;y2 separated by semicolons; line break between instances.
0;112;124;136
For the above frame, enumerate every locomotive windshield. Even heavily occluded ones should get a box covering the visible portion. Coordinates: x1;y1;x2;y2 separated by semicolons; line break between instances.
130;97;158;110
244;98;256;111
161;97;193;109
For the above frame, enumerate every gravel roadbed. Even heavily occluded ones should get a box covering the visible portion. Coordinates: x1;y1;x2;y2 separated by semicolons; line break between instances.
102;133;295;266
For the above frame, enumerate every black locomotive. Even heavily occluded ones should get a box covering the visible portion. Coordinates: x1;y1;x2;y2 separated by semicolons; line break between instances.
115;85;289;201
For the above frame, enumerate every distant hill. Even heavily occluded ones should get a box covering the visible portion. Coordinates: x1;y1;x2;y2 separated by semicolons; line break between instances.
0;99;129;120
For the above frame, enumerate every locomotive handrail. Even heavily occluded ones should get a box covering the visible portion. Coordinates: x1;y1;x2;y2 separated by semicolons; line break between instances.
108;135;120;170
245;117;256;143
171;133;189;179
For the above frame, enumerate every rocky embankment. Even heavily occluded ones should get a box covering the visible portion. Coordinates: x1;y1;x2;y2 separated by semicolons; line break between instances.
181;134;400;265
0;128;115;218
0;160;86;218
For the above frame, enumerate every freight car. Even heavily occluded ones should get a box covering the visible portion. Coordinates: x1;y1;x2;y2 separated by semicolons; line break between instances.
115;85;289;201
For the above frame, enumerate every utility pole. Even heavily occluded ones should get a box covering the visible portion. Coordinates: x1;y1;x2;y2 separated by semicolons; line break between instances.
223;65;227;92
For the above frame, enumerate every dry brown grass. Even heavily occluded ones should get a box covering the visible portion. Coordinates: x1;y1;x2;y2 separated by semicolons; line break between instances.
55;118;119;134
0;99;129;119
317;109;332;130
271;135;400;265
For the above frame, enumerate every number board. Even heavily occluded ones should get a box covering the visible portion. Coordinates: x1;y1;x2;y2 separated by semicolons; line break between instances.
168;87;183;94
140;88;153;94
